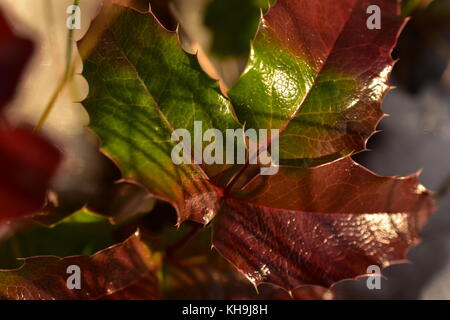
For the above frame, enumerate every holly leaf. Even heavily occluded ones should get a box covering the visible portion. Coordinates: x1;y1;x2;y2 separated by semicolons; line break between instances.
0;232;158;300
228;0;405;167
79;0;434;291
79;3;241;225
212;157;433;289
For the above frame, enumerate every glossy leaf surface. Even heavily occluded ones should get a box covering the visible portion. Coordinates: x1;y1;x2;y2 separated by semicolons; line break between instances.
79;0;434;291
79;4;239;225
229;0;405;166
213;158;433;289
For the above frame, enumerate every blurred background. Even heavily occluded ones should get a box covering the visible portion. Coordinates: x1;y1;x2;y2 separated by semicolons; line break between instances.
0;0;449;299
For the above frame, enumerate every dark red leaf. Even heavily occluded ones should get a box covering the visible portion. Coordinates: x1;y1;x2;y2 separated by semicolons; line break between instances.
213;158;434;290
0;232;158;300
0;128;61;220
0;11;34;112
79;0;435;291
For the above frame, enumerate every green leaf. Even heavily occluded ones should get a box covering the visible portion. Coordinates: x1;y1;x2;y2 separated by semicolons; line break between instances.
228;0;405;166
79;4;240;225
0;210;117;269
204;0;272;57
79;1;435;291
401;0;427;16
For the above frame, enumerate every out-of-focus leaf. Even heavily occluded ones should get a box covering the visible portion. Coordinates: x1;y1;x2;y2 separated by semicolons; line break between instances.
0;232;158;300
95;182;156;224
0;11;34;112
401;0;431;16
80;1;434;291
0;210;118;269
394;0;450;92
0;9;61;222
35;153;154;227
149;0;177;31
204;0;271;57
103;273;160;299
0;128;61;221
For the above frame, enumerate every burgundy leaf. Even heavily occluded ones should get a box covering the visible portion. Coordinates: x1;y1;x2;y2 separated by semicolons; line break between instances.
0;232;158;300
213;158;434;290
0;128;61;220
78;0;436;292
0;11;34;112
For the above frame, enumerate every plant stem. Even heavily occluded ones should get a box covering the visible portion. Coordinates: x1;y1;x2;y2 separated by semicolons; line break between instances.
34;0;80;134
